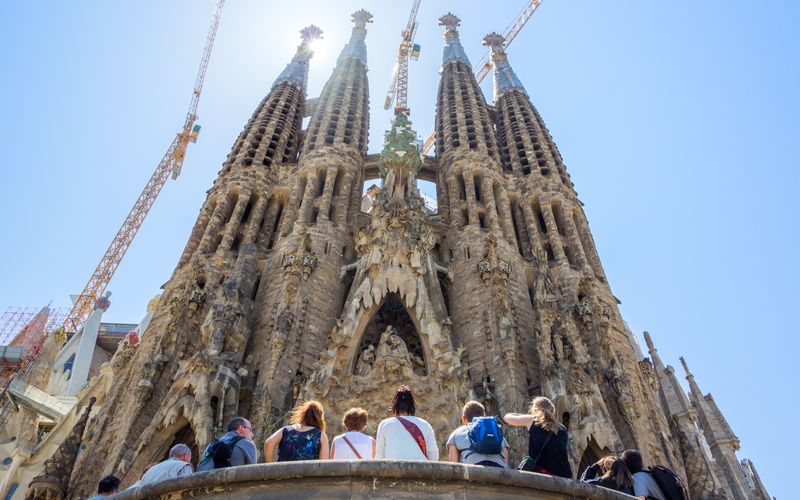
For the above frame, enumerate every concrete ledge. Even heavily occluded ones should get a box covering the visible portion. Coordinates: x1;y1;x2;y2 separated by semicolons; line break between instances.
112;460;633;499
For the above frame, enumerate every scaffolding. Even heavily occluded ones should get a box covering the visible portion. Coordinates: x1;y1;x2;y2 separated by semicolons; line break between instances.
0;306;68;383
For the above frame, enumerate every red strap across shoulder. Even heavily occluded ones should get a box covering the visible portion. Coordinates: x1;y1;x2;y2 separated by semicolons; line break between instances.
396;417;428;459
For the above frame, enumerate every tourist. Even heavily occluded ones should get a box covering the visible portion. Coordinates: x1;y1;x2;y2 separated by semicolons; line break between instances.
264;400;330;461
621;449;667;500
331;407;376;459
503;396;572;478
87;475;120;499
138;444;193;486
376;385;438;460
446;400;508;468
196;417;257;471
581;455;635;495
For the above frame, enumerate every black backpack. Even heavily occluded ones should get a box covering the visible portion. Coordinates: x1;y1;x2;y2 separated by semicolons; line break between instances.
202;435;243;468
649;465;690;500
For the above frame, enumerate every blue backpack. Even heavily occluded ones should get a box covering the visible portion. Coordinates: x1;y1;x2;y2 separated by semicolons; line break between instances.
467;416;504;455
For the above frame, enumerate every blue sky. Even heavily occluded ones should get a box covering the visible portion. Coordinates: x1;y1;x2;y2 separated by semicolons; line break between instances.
1;1;796;495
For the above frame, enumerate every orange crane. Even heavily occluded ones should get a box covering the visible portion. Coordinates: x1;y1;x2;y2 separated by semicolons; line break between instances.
421;0;542;155
384;0;422;115
56;0;226;340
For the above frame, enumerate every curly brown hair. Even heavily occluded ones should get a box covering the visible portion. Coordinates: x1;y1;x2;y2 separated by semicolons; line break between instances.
290;400;326;432
342;407;368;431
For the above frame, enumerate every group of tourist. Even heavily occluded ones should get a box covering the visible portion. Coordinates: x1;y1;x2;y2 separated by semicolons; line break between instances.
88;386;675;499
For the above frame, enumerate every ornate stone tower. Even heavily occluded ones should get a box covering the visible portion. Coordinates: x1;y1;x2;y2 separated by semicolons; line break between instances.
44;8;767;499
65;23;325;498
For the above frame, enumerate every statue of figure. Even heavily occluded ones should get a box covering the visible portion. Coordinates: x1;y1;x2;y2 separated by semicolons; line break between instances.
377;326;414;377
355;344;376;376
551;330;564;362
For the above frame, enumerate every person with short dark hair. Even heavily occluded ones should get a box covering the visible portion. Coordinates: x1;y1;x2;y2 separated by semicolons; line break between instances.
504;396;572;478
331;407;375;459
447;400;509;467
621;449;666;499
88;475;120;499
376;385;438;460
196;416;257;471
264;400;330;461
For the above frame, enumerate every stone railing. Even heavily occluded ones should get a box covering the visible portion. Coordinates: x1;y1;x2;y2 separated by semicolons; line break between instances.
112;460;633;499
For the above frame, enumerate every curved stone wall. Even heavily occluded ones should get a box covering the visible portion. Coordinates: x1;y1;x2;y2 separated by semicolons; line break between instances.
112;460;633;499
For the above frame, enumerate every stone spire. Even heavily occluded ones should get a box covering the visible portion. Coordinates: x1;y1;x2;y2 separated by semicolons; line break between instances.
681;356;751;500
680;356;738;445
483;32;526;101
274;25;323;88
434;13;498;161
338;9;372;65
644;331;693;418
301;10;372;155
645;333;727;499
25;398;96;500
439;13;470;66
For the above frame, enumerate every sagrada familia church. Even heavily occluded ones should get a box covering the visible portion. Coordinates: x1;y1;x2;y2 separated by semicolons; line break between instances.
0;9;770;500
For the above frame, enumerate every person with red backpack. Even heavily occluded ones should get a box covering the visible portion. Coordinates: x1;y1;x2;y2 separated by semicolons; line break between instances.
447;400;509;468
376;385;439;460
621;449;689;500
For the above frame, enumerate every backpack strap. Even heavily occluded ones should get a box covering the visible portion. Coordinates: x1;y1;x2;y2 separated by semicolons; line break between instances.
396;417;428;459
341;435;362;459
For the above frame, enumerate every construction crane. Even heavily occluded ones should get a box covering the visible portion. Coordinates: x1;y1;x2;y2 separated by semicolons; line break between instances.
57;0;226;339
384;0;422;115
421;0;542;155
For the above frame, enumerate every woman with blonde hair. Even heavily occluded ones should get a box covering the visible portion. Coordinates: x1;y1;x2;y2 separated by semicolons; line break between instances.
504;396;572;478
264;400;329;462
331;407;376;459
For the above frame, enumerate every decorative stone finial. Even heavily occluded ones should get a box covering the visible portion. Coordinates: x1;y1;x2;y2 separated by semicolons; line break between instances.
300;25;323;44
438;13;461;31
485;30;525;100
483;32;505;53
439;13;470;65
679;356;692;377
643;330;655;351
352;9;373;29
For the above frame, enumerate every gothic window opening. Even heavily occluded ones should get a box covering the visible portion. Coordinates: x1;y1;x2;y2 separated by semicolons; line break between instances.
166;423;199;468
478;211;487;229
564;245;576;267
354;293;427;376
267;201;285;250
473;174;483;202
231;233;243;253
551;203;567;236
251;275;261;300
316;169;327;197
578;436;611;477
458;173;467;200
545;243;556;262
562;411;571;430
533;201;547;233
510;199;528;257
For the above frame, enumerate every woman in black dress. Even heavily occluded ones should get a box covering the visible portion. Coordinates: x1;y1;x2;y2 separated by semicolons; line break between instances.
504;396;572;478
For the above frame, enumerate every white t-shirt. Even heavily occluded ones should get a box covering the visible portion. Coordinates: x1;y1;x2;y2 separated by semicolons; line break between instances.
331;431;374;459
376;416;439;461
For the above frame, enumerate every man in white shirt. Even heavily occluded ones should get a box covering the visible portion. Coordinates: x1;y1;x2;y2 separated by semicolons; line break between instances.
138;444;193;487
376;385;439;460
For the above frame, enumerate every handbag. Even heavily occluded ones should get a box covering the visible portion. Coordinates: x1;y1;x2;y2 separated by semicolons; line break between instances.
518;431;553;472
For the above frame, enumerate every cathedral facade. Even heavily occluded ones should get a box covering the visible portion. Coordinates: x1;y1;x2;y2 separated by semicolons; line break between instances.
21;9;767;500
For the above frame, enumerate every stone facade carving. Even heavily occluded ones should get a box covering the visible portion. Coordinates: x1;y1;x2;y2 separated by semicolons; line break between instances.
39;12;765;500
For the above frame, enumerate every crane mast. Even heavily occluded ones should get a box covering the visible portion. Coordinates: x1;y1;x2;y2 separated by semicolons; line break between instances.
421;0;542;154
58;0;225;338
384;0;422;115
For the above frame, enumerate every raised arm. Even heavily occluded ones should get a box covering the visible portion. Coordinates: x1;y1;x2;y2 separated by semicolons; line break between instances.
503;413;535;428
263;427;284;463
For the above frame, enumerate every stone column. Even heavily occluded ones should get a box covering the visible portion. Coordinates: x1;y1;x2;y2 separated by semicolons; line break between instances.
540;202;566;263
318;165;339;222
218;191;251;252
199;194;231;252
